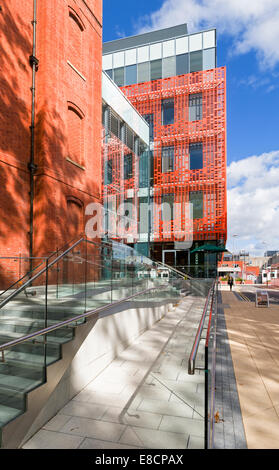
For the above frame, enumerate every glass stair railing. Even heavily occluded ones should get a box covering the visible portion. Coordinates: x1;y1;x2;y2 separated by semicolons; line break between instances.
0;237;184;438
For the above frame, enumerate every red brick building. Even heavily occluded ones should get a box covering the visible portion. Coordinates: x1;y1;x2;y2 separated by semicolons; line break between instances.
0;0;102;287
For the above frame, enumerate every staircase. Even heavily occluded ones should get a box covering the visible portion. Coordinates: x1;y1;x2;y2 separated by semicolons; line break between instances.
0;237;187;448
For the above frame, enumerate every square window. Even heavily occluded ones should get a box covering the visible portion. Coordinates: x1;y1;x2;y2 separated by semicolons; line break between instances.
162;98;174;126
176;53;189;75
125;64;137;85
105;159;113;185
150;59;162;80
114;67;124;86
161;146;174;173
138;62;150;83
142;114;154;141
190;51;203;72
106;69;113;79
189;93;202;121
189;191;203;219
161;193;174;222
203;48;216;70
189;143;203;170
162;56;176;78
124;153;133;180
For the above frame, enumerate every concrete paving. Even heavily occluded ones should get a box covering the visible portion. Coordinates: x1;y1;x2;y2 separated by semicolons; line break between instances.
22;295;207;449
220;290;279;449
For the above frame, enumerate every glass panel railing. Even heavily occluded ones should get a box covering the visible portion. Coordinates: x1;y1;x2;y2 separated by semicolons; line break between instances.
1;236;204;431
0;235;84;301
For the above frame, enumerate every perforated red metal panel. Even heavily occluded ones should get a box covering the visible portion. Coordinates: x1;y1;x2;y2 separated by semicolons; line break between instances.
120;67;227;245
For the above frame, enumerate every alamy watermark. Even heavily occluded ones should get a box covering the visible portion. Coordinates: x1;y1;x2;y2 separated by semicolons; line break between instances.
85;199;194;248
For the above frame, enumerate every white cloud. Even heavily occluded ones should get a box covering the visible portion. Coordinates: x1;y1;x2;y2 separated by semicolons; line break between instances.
227;150;279;255
137;0;279;69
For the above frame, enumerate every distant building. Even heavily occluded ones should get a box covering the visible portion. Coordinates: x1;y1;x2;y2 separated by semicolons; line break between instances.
264;250;279;257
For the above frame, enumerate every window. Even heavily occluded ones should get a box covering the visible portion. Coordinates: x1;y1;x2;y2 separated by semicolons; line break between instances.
189;93;202;121
176;53;189;75
189;191;203;219
138;62;150;83
105;159;113;185
126;126;134;151
189;142;203;170
68;10;84;73
106;69;113;79
161;146;174;173
161;194;174;222
125;64;137;85
124;153;133;180
67;105;84;166
114;67;124;86
150;59;162;80
190;50;203;72
203;48;216;70
110;111;120;138
162;99;174;126
142;114;154;141
162;56;176;78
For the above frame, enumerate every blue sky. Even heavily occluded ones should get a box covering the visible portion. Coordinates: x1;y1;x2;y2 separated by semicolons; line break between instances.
103;0;279;255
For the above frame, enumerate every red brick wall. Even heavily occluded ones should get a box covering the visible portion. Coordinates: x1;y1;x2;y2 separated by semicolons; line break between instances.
0;0;102;288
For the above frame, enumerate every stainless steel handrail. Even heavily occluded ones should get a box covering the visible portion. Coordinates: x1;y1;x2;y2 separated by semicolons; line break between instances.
0;238;85;309
188;280;215;375
155;260;189;279
0;284;170;358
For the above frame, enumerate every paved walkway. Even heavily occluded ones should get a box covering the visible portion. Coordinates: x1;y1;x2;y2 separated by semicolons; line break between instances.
221;290;279;449
22;295;206;450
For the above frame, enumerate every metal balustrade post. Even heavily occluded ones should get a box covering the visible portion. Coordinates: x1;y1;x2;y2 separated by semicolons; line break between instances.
44;258;49;382
204;344;208;449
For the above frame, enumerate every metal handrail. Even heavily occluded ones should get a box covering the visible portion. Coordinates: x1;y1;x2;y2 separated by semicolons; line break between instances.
155;260;189;279
0;284;169;358
188;280;215;375
0;238;85;309
204;281;216;449
0;233;87;298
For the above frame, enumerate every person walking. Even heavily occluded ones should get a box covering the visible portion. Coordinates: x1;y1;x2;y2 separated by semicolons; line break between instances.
228;276;234;291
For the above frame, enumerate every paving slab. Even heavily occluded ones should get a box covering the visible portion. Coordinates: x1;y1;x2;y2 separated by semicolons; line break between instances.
219;290;279;449
22;295;208;449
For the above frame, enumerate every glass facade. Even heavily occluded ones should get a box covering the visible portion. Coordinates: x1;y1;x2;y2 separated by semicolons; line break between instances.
162;99;174;126
125;64;137;85
161;146;174;172
176;53;189;75
124;153;133;179
189;93;203;121
150;59;162;80
103;29;216;86
189;143;203;170
189;191;203;219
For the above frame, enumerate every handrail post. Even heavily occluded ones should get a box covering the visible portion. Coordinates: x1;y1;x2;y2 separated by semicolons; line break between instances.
84;240;87;312
44;258;48;381
204;343;208;449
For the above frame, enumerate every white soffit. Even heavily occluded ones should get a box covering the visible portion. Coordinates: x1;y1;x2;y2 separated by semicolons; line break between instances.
102;71;149;145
